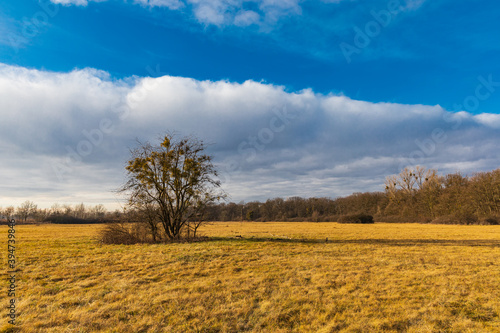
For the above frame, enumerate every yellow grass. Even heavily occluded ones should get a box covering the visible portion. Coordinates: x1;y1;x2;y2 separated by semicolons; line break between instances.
2;222;500;332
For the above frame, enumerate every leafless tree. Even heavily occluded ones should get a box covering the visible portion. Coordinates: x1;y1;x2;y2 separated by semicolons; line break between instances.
17;201;37;222
118;133;226;241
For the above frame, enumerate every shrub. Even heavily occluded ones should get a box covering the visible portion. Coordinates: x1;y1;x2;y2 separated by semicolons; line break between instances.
430;215;455;225
375;215;431;223
457;213;479;225
324;215;341;222
99;223;141;245
479;216;500;225
338;214;374;224
44;215;106;224
431;214;479;225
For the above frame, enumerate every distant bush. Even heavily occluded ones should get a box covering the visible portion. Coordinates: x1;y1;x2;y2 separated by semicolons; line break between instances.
375;215;431;223
431;214;478;225
325;215;341;222
44;215;107;224
284;217;306;222
338;214;374;224
479;216;500;225
430;215;456;225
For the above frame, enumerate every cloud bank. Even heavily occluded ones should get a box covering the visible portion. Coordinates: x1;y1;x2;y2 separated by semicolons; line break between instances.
1;63;499;208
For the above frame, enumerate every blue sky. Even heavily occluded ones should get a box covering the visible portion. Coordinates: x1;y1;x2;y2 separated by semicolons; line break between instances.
1;0;500;209
3;0;500;113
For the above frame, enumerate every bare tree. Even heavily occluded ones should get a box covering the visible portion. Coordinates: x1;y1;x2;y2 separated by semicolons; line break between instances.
89;204;107;219
385;166;440;217
119;133;225;241
17;201;37;222
51;203;63;215
63;204;73;216
469;170;500;216
4;206;15;220
74;203;87;219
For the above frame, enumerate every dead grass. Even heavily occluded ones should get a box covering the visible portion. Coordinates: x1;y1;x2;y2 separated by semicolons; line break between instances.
1;222;500;332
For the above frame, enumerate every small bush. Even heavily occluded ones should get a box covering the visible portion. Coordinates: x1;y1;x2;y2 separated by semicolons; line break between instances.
430;215;455;225
479;216;500;225
457;213;479;225
44;215;107;224
338;214;374;224
431;214;479;225
375;215;431;223
99;223;141;245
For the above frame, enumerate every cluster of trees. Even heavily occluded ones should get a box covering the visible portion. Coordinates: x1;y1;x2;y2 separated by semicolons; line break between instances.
0;201;110;223
200;167;499;225
201;192;386;222
384;166;500;224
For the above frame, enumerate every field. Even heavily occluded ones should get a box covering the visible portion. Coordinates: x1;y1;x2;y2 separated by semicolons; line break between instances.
2;222;500;332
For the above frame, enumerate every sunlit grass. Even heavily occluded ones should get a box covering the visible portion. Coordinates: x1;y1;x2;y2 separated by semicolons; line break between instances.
1;222;500;332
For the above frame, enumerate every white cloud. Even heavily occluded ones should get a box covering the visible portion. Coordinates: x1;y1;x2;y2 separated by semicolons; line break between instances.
234;10;260;27
48;0;303;27
473;113;500;129
134;0;184;10
1;63;499;209
402;0;428;12
50;0;91;6
182;0;302;26
190;0;229;25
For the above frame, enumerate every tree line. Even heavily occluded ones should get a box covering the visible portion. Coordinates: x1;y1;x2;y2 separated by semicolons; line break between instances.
3;166;499;227
201;166;500;225
202;166;499;225
0;202;111;224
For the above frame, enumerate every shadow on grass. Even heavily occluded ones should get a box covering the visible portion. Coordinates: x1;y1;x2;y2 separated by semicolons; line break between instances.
204;237;500;247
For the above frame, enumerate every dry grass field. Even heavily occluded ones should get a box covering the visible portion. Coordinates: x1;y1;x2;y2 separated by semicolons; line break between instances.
2;222;500;332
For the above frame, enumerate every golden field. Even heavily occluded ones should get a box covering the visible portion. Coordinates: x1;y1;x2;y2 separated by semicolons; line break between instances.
2;222;500;333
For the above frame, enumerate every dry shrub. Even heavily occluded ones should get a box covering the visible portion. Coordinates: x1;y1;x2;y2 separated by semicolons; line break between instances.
100;221;207;244
479;216;500;225
376;215;432;223
338;213;374;224
99;222;141;245
304;215;340;222
430;216;456;225
431;214;479;225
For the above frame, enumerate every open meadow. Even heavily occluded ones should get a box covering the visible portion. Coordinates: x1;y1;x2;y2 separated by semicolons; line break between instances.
2;222;500;332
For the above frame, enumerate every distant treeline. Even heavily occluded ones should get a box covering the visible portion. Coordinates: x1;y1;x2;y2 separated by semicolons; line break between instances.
2;167;499;225
200;167;500;225
0;202;115;224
